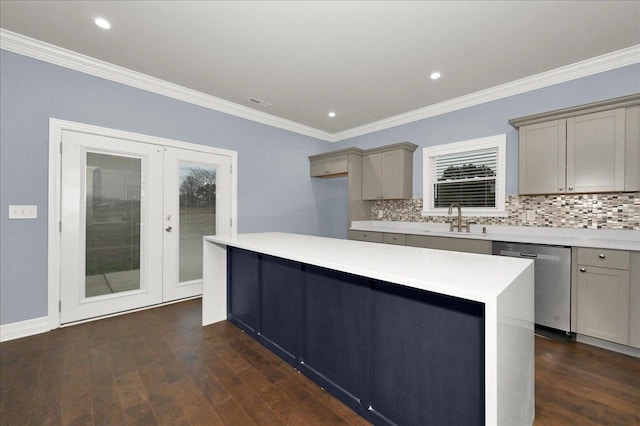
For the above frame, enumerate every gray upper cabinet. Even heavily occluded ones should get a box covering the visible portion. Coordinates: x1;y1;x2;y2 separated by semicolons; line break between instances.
309;151;350;177
518;119;567;194
511;94;640;195
362;143;417;200
567;108;625;193
625;106;640;191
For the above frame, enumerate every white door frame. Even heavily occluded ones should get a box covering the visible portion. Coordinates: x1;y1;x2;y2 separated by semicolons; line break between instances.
48;118;237;330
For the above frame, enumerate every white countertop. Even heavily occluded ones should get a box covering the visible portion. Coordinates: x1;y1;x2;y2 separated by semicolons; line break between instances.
350;221;640;251
204;232;533;304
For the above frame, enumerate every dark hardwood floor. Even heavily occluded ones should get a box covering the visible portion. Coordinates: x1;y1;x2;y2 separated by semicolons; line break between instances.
1;299;638;425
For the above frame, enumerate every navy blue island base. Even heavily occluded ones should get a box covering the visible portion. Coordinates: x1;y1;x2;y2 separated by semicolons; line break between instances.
227;246;485;426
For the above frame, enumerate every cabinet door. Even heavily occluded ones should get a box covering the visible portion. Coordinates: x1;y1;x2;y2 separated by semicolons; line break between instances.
228;247;260;332
303;266;370;405
362;153;382;200
310;157;328;176
380;149;411;199
310;155;348;177
260;255;303;363
519;120;566;194
625;106;640;191
577;265;630;345
369;281;484;426
567;108;625;193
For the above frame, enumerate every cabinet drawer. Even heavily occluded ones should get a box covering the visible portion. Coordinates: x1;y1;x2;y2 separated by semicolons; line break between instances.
406;235;492;255
577;248;630;270
348;230;384;243
384;233;406;245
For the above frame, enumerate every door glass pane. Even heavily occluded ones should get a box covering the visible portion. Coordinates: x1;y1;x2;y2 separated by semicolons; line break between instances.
85;153;141;297
179;163;216;282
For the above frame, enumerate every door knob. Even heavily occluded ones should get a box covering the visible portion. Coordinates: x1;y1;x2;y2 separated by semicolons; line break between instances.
165;226;173;232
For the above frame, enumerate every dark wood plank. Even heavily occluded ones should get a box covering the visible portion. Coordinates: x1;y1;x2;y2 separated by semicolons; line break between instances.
2;298;639;426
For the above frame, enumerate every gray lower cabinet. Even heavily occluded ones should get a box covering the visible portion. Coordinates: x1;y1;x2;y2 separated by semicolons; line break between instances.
576;248;631;345
349;231;406;245
348;230;384;243
383;233;406;245
406;234;492;255
630;251;640;349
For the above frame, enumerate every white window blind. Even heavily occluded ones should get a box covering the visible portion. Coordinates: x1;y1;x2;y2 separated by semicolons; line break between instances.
422;134;507;216
429;147;497;208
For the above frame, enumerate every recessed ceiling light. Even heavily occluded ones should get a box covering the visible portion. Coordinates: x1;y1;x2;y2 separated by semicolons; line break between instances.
430;72;441;80
94;17;111;30
328;112;336;118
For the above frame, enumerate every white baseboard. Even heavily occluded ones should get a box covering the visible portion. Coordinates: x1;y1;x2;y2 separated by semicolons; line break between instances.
0;316;49;342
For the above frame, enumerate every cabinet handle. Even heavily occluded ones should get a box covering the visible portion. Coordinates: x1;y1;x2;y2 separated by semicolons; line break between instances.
580;267;586;273
363;234;367;238
393;236;398;240
598;253;606;259
559;187;564;191
568;187;574;191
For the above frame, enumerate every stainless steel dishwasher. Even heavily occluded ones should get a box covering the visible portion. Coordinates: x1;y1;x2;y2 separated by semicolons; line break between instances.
492;241;572;333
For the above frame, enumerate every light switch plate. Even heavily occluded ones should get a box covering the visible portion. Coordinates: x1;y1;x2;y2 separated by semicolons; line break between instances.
377;210;384;218
9;205;37;219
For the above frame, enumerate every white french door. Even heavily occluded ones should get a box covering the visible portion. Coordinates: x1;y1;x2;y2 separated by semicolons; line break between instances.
59;129;231;324
162;147;231;301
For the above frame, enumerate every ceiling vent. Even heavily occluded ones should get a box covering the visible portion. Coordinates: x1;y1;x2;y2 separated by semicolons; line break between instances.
248;97;272;107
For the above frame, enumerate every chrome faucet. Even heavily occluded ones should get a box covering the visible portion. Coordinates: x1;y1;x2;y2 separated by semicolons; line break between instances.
448;203;463;232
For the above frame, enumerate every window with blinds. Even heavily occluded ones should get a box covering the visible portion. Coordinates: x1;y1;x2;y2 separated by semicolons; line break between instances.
422;134;507;216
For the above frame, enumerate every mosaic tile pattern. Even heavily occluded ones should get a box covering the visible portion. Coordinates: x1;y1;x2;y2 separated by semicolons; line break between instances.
372;192;640;230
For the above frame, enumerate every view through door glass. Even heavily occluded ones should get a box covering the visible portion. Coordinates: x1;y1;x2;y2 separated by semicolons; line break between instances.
179;162;216;282
85;152;142;297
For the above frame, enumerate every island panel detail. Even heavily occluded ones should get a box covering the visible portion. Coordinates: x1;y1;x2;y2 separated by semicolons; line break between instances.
226;246;486;426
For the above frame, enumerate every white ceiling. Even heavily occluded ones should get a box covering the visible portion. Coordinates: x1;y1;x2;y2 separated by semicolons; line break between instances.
1;1;639;137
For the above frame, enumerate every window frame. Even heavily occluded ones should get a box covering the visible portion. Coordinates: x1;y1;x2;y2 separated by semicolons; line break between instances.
422;134;507;217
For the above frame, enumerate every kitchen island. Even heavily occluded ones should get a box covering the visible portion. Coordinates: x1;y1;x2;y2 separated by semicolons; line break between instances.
203;232;535;426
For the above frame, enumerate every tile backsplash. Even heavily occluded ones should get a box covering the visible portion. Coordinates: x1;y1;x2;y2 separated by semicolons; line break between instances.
372;192;640;230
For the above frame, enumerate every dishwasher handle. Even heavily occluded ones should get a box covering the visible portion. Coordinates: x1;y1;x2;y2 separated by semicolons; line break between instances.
519;252;538;258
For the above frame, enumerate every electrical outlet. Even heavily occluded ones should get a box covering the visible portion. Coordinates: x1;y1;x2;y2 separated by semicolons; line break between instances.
526;210;536;221
377;210;384;218
9;205;37;219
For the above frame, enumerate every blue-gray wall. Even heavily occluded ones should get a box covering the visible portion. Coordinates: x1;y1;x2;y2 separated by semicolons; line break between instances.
333;64;640;197
1;47;638;326
0;50;345;325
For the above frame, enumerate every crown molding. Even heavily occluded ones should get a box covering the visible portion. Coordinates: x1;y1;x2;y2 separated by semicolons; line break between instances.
0;29;334;142
2;28;638;144
333;44;640;142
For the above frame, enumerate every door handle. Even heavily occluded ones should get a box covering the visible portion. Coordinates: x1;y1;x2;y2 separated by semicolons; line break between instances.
165;226;173;232
519;252;538;258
